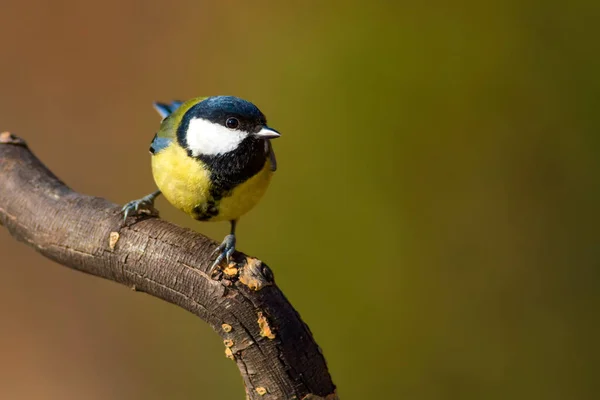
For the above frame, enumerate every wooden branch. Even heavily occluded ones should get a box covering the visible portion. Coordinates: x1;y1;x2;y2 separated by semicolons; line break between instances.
0;132;337;400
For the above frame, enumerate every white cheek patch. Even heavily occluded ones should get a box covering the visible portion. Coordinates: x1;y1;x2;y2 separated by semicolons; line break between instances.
186;118;247;156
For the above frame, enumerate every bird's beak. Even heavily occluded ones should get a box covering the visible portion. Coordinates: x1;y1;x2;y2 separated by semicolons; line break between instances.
254;126;281;139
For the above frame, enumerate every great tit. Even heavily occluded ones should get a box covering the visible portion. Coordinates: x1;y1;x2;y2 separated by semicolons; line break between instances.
122;96;280;271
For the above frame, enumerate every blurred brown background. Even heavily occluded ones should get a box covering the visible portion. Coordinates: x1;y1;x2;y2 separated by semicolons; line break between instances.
1;0;599;399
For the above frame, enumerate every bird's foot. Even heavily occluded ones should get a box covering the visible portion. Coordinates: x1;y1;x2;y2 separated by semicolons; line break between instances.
121;193;160;220
210;234;236;273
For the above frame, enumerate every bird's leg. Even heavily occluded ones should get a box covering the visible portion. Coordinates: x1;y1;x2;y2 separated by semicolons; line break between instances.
121;190;162;220
211;220;237;272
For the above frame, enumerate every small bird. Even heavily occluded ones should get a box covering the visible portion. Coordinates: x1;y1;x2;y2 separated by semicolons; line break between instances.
122;96;280;271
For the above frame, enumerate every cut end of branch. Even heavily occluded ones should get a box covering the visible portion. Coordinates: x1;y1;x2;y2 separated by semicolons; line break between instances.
0;132;27;146
239;257;274;290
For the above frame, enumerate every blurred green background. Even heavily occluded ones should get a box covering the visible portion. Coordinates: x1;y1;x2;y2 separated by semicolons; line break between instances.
1;0;599;399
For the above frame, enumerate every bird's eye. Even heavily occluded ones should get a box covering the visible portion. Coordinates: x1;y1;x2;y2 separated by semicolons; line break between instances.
226;117;239;129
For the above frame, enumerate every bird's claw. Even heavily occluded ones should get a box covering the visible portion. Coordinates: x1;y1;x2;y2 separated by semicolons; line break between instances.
210;234;236;273
121;195;159;221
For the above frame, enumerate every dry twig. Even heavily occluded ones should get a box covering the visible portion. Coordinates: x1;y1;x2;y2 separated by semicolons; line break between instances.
0;132;337;400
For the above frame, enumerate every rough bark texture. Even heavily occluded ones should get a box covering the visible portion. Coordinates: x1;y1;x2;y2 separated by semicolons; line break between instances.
0;132;337;400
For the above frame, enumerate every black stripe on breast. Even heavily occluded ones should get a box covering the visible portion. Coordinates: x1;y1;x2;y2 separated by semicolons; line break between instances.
189;137;268;221
199;137;268;197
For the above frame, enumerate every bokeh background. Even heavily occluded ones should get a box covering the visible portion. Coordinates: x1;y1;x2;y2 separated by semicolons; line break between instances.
1;1;599;399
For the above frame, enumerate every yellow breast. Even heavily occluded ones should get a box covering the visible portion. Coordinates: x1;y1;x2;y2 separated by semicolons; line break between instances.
215;159;273;221
151;143;273;222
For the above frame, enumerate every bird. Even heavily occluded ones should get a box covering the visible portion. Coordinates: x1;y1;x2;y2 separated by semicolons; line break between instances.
122;96;280;271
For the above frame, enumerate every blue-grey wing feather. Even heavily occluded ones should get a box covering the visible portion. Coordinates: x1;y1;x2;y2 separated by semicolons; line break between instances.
149;134;172;155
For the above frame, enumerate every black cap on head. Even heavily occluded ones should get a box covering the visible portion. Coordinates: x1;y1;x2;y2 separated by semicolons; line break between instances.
190;96;267;133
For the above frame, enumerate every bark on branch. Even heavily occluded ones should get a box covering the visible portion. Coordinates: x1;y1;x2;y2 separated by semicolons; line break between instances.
0;132;337;400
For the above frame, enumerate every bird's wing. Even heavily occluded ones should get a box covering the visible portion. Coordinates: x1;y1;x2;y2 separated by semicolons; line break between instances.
149;100;184;153
150;97;208;153
149;133;171;154
153;97;206;138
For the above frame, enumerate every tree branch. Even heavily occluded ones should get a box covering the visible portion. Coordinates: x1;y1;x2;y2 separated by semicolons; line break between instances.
0;132;337;400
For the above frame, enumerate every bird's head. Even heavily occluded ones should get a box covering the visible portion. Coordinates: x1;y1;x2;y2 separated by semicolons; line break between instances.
176;96;280;157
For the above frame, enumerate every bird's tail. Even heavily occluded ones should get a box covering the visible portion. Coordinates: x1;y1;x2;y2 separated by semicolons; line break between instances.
153;101;183;119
